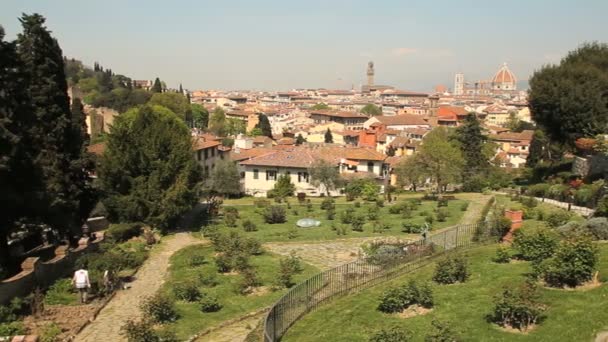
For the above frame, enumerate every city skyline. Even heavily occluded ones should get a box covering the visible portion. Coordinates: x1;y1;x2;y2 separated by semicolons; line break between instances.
2;0;608;91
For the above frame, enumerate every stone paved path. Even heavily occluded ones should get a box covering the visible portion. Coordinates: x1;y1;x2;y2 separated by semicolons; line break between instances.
75;232;201;342
197;313;265;342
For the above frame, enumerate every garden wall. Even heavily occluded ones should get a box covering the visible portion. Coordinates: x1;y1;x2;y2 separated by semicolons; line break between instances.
0;233;105;304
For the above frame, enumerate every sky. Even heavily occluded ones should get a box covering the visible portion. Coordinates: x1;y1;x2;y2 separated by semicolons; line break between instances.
1;0;608;92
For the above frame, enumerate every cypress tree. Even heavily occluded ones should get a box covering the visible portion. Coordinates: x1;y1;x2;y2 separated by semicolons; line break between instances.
454;113;489;189
256;114;272;138
295;134;306;145
179;83;183;94
152;77;162;93
324;128;333;143
17;13;92;235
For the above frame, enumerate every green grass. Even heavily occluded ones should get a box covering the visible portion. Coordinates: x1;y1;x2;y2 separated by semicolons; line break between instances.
283;243;608;342
161;244;319;340
496;195;585;230
212;197;469;243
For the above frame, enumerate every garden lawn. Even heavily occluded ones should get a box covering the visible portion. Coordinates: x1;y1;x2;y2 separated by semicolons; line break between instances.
212;197;469;243
161;244;319;340
283;243;608;342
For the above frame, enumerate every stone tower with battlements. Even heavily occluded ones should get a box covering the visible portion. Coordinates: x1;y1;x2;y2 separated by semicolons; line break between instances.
367;61;374;87
454;72;464;95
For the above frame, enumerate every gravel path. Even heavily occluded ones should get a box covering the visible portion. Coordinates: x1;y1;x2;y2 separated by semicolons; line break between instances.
75;232;202;342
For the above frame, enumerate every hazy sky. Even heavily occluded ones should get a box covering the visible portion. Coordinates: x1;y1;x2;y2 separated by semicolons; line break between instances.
1;0;607;92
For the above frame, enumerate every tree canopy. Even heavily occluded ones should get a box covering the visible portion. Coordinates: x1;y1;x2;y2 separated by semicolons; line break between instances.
152;77;162;93
309;160;342;196
256;114;273;138
209;107;226;136
416;127;463;194
324;128;333;143
453;114;492;190
360;103;382;116
529;42;608;148
201;159;241;212
148;92;191;121
310;103;330;110
394;155;426;192
99;104;201;229
191;103;209;129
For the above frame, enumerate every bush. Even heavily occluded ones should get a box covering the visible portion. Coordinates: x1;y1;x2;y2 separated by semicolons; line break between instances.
369;326;412;342
436;208;449;222
340;207;355;224
490;216;511;240
545;210;572;228
215;254;232;273
377;280;434;313
107;222;143;242
40;323;62;342
492;246;511;263
425;319;460;342
490;281;545;331
585;217;608;240
541;236;599;287
368;205;380;221
140;293;178;323
0;322;26;337
199;293;222;312
354;201;361;208
277;252;304;288
121;319;159;342
172;281;201;302
253;199;270;208
460;202;469;211
512;227;559;262
433;256;469;284
351;214;366;232
237;268;261;294
189;252;206;267
44;278;76;305
223;207;239;227
320;197;335;210
306;202;313;212
197;272;218;287
242;219;258;232
437;198;448;207
365;244;404;265
527;183;550;197
388;203;406;214
326;208;335;220
425;214;435;225
263;206;287;224
375;198;385;207
401;222;423;234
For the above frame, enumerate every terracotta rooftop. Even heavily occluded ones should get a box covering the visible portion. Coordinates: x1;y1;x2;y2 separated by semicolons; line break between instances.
490;130;534;142
310;110;368;119
87;142;106;156
437;106;468;117
374;115;431;126
231;147;275;162
240;148;316;168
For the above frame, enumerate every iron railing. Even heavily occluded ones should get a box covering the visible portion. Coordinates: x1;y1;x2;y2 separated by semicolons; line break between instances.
263;222;487;341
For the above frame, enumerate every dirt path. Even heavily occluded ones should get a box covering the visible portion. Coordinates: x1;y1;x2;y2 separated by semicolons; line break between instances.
197;313;265;342
75;232;201;342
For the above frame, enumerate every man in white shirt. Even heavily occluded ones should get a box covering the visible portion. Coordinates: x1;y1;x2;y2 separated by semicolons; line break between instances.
72;269;91;303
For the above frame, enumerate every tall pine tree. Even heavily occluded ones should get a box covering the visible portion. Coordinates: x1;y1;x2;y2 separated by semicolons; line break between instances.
152;77;162;93
17;13;93;236
324;128;333;143
454;113;489;190
256;114;272;138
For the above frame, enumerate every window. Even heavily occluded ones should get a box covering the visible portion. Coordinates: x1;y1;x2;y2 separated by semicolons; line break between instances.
240;172;245;179
211;148;215;157
253;169;259;179
266;170;277;181
197;150;201;161
367;161;374;173
204;149;208;159
298;172;309;183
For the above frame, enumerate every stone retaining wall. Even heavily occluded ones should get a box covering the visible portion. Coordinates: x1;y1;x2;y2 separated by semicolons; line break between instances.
0;233;105;304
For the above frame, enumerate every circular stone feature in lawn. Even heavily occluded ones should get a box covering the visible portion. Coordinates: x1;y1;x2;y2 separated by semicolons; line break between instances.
296;218;321;228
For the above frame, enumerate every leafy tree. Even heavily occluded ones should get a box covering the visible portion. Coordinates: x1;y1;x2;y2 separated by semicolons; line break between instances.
295;133;306;145
394;155;426;191
99;104;201;230
255;114;272;138
361;103;382;116
270;174;296;199
324;128;333;143
152;77;162;93
208;107;226;136
454;114;490;189
309;159;342;196
529;43;608;148
201;159;241;213
17;13;94;235
310;103;330;110
226;118;246;136
148;92;191;121
526;130;548;168
416;127;463;194
249;127;263;136
191;103;209;128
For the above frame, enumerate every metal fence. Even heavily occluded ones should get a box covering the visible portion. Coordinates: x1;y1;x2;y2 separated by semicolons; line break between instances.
263;222;486;342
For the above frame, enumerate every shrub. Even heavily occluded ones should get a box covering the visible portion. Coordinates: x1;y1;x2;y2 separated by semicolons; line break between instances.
490;281;545;331
198;272;218;287
306;202;313;212
44;278;76;305
527;183;550;197
199;293;222;312
376;198;385;207
545;210;572;228
121;320;159;342
490;216;512;240
433;256;469;284
492;246;511;263
377;280;433;313
287;227;299;239
460;202;469;211
512;227;559;262
436;208;449;222
340;206;356;224
40;323;62;342
437;198;448;207
351;214;366;232
366;244;403;265
401;222;423;234
189;252;206;267
0;322;26;337
369;326;412;342
425;214;435;225
263;206;287;224
253;199;270;208
277;252;304;288
400;207;413;219
215;254;232;273
368;206;380;221
354;201;361;208
522;196;538;208
541;236;599;287
107;222;143;242
140;293;178;323
233;253;252;272
173;281;201;302
425;319;460;342
556;221;583;237
320;197;335;210
326;208;335;220
242;219;258;232
237;268;261;294
291;208;299;216
388;203;405;214
585;217;608;240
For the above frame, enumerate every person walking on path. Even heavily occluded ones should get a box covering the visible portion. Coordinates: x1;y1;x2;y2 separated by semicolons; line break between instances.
73;268;91;303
